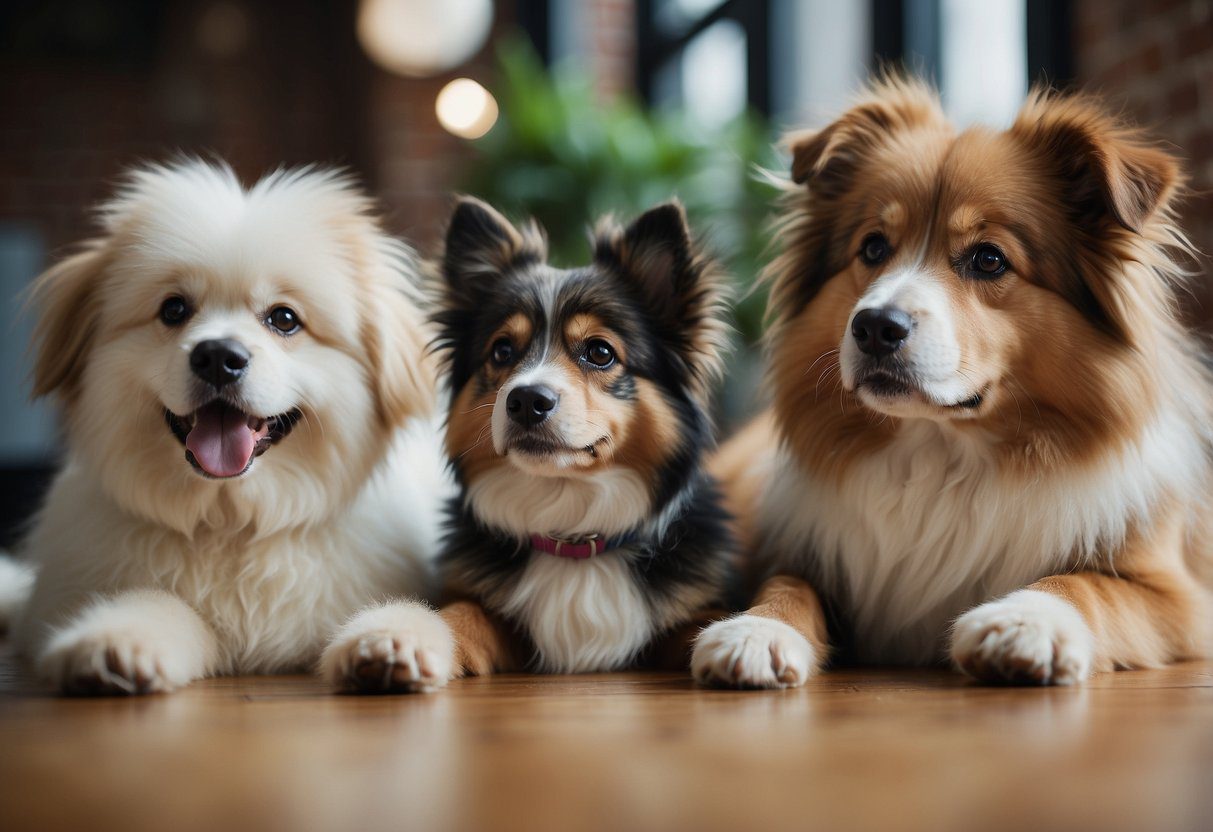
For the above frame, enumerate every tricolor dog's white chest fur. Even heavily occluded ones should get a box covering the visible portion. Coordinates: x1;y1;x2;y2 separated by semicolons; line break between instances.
499;551;653;672
468;466;659;672
764;411;1203;664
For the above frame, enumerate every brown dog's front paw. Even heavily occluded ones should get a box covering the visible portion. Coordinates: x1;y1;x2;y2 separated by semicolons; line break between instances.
951;590;1094;686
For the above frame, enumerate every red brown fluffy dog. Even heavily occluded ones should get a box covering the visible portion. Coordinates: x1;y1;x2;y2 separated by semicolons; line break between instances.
692;78;1213;688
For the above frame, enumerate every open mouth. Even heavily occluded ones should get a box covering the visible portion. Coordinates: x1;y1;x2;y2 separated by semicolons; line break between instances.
857;372;988;411
165;401;302;479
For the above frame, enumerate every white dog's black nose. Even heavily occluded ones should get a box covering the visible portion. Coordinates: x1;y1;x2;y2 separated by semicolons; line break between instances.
852;307;912;357
190;339;250;388
507;385;558;428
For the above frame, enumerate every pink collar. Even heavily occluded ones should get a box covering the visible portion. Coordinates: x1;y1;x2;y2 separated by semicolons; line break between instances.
529;533;608;559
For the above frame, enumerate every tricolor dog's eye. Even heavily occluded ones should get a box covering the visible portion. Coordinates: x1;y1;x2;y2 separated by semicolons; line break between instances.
159;295;191;326
266;306;302;335
859;233;891;266
970;244;1008;278
491;337;515;366
583;339;615;368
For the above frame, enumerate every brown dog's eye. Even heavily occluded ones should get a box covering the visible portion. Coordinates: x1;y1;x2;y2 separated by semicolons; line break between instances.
159;296;191;326
859;233;890;266
266;306;301;335
971;244;1008;277
583;339;615;368
491;338;515;366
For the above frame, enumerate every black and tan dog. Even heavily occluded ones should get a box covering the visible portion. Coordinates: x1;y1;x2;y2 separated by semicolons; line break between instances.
322;197;736;689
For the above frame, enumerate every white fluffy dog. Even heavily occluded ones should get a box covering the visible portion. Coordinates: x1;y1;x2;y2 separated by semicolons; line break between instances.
3;160;451;694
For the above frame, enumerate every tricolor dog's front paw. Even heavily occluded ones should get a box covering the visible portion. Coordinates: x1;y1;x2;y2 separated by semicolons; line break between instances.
951;589;1094;686
692;614;816;689
322;602;455;693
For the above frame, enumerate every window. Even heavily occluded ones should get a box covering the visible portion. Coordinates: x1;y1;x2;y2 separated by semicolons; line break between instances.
636;0;771;126
874;0;1073;125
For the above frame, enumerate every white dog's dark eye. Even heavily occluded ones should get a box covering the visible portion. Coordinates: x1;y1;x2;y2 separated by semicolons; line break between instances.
266;306;301;335
491;338;514;366
859;233;890;266
971;244;1008;277
583;339;615;368
159;296;191;326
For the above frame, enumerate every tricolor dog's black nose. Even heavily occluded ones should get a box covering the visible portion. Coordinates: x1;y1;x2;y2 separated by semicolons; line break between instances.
190;339;250;389
507;385;558;428
851;307;913;357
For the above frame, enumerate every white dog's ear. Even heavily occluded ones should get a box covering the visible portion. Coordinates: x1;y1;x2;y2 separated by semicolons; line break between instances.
360;269;436;431
30;246;107;403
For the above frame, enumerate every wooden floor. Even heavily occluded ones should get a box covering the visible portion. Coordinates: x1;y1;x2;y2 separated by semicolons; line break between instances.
1;646;1211;832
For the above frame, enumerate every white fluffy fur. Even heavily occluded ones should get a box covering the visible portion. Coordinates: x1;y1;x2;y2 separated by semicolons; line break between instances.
321;600;455;692
38;589;219;693
950;589;1094;685
12;161;453;693
499;550;654;672
0;554;35;633
760;405;1205;666
692;614;815;689
466;466;652;539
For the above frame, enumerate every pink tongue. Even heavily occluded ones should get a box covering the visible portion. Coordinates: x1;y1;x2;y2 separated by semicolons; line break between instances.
185;402;256;478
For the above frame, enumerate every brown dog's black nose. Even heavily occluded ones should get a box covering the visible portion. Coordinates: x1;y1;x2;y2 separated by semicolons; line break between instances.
506;385;558;428
851;308;912;357
190;338;250;388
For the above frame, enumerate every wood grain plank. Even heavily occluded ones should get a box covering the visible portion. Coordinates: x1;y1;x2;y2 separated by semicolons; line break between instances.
1;645;1210;832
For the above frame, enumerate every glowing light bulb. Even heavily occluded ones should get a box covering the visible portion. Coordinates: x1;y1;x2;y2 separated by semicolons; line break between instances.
435;78;499;139
357;0;494;78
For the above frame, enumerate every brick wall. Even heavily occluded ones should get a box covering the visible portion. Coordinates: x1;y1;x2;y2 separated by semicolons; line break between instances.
589;0;635;100
0;0;635;260
0;0;372;255
1073;0;1213;314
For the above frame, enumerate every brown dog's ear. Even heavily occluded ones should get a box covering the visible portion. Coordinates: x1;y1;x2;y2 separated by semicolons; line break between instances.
595;201;730;396
1011;92;1180;234
30;246;107;403
788;76;947;192
441;197;547;307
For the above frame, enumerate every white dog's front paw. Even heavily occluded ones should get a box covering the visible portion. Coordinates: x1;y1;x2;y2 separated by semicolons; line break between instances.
40;629;190;696
322;603;455;694
692;614;816;689
951;589;1094;686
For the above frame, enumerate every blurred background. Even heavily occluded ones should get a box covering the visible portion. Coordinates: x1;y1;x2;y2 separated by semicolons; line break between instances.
0;0;1210;545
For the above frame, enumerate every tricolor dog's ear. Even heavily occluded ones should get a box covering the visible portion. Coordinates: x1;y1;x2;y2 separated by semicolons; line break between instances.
30;245;107;404
440;197;547;308
788;76;948;195
1011;91;1180;234
595;201;729;398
